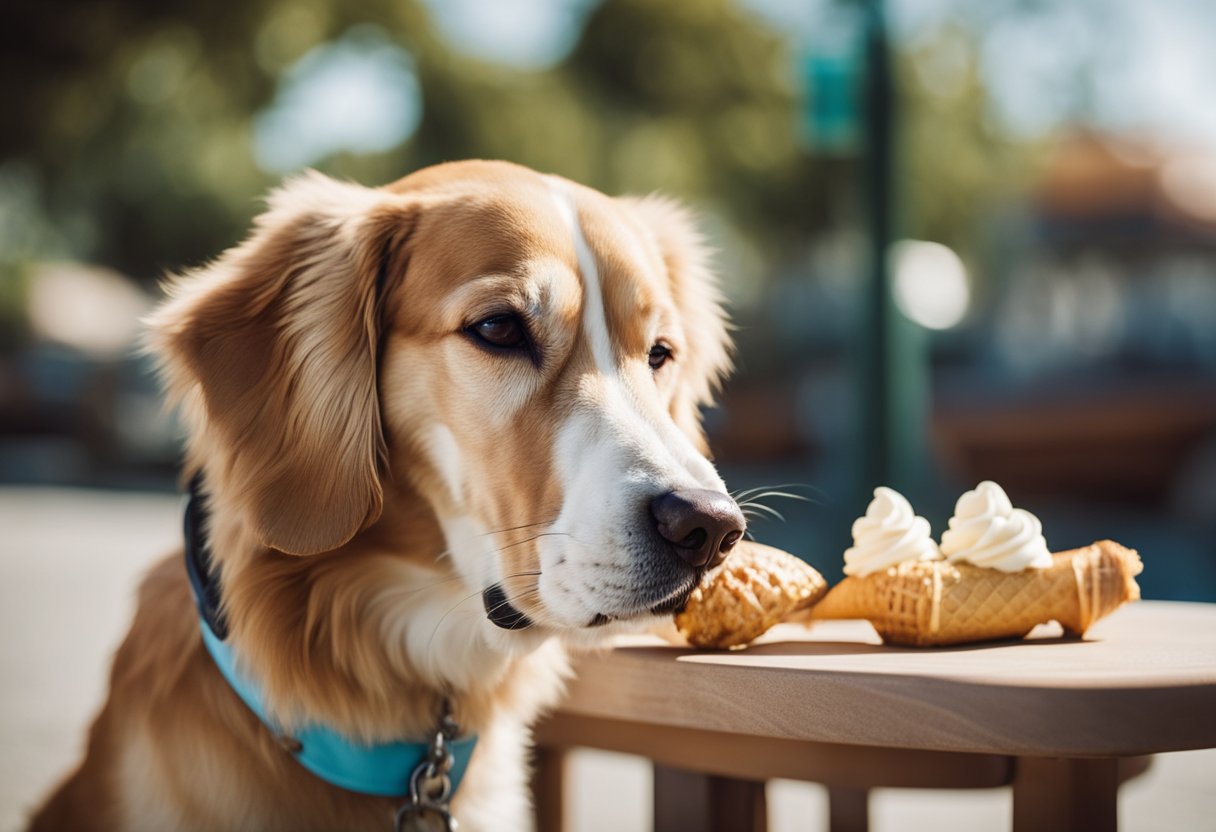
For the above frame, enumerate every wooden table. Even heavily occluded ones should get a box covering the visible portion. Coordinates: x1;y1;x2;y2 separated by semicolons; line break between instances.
532;601;1216;832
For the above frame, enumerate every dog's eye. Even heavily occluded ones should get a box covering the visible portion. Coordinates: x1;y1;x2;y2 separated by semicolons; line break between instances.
469;314;528;350
648;342;672;371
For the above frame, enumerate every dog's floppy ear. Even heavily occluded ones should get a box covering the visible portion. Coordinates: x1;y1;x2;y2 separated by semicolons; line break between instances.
149;172;416;555
624;196;733;454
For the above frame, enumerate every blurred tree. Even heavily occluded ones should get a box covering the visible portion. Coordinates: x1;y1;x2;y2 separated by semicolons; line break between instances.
1;0;439;280
0;0;843;293
896;21;1042;258
566;0;844;252
2;0;284;277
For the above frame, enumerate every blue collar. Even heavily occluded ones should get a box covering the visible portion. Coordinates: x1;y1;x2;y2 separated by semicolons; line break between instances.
185;474;477;798
199;620;477;797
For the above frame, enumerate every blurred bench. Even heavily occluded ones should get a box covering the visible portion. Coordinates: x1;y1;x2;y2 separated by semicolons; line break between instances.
532;601;1216;832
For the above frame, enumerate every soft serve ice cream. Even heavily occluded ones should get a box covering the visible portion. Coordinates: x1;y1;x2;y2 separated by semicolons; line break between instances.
940;481;1052;572
843;487;940;576
815;480;1141;647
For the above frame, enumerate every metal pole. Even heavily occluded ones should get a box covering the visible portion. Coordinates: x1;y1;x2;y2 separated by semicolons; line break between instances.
857;0;926;499
859;0;893;495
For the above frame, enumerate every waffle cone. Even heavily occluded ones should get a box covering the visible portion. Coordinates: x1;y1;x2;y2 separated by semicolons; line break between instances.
676;542;828;648
810;540;1142;647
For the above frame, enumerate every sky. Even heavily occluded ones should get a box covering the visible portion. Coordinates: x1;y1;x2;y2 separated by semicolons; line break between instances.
419;0;601;69
253;25;422;173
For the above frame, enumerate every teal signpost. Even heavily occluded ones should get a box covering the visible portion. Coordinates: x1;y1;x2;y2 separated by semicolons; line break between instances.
802;0;929;505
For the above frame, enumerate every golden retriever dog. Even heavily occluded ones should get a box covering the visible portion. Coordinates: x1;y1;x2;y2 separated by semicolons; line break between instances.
30;160;745;831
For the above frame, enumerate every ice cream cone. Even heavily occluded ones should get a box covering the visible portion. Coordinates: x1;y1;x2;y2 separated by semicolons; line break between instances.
809;540;1142;647
676;541;828;648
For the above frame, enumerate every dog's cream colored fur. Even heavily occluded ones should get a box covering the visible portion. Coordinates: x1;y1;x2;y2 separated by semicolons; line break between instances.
29;160;735;831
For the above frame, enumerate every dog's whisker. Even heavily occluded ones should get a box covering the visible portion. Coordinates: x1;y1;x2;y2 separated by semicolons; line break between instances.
730;483;825;506
502;589;544;618
424;569;543;654
489;588;540;614
739;502;786;522
740;491;812;504
487;579;542;608
737;499;784;514
486;529;598;557
737;492;810;515
494;531;573;554
384;564;544;613
427;585;540;666
730;482;805;499
480;521;550;537
496;570;543;586
741;512;785;525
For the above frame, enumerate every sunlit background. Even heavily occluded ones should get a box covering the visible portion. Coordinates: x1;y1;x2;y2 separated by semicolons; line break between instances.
3;0;1216;828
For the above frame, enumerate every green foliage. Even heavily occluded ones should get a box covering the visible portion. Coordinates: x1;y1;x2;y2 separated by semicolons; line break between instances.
895;22;1042;254
1;0;839;288
1;0;1042;304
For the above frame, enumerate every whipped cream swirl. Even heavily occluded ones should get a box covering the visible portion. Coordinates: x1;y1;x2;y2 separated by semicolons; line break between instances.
940;481;1052;572
843;487;941;577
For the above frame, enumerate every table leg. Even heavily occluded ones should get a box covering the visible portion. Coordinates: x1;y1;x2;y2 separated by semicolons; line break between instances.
532;745;566;832
1012;757;1119;832
828;786;870;832
653;764;767;832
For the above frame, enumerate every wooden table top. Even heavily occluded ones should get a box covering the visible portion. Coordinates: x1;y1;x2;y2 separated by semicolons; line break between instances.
558;601;1216;758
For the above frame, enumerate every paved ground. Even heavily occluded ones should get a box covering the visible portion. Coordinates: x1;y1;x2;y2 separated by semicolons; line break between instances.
2;487;1213;831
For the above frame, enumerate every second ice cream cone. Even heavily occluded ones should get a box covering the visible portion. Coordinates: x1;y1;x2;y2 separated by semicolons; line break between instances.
810;540;1142;646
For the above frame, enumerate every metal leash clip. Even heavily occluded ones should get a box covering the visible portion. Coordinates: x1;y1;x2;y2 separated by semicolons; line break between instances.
394;710;460;832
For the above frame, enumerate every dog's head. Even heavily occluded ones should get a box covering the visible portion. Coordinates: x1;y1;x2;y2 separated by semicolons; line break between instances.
151;160;743;641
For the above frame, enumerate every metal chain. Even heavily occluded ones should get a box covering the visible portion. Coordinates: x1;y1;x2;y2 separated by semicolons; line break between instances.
394;699;460;832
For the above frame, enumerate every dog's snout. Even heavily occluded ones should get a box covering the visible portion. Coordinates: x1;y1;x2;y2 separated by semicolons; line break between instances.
650;489;746;569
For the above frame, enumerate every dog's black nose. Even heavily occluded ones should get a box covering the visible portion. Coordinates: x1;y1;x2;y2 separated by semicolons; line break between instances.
650;489;745;569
